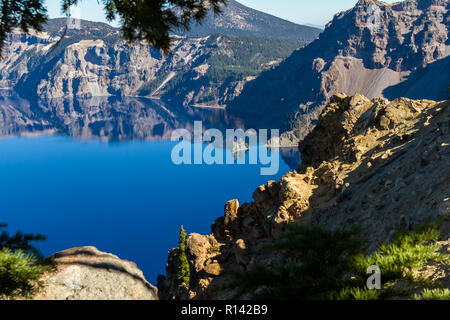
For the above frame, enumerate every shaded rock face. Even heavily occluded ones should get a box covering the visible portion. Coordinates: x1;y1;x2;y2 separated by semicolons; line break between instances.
229;0;450;134
34;247;158;300
160;94;450;299
2;29;204;100
299;94;449;247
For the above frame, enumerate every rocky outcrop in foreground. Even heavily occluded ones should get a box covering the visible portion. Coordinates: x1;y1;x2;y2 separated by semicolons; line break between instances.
160;94;449;299
34;247;158;300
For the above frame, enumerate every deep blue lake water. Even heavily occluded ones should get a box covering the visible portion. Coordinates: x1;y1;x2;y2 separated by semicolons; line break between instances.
0;95;300;283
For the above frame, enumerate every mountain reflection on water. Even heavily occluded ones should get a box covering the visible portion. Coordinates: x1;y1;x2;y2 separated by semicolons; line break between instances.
0;92;301;169
0;92;303;281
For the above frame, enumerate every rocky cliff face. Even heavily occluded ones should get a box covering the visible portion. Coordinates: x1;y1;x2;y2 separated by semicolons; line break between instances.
160;94;449;299
230;0;450;137
0;18;303;107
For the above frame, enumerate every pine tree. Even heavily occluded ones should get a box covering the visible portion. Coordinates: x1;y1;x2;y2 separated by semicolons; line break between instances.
177;225;190;286
0;223;47;254
0;0;227;55
0;223;52;298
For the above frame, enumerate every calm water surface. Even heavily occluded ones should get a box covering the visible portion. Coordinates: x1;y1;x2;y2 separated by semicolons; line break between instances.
0;95;300;283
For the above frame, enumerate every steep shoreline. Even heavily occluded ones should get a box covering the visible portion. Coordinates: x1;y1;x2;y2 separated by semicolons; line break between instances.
159;94;450;299
0;19;305;107
229;0;450;137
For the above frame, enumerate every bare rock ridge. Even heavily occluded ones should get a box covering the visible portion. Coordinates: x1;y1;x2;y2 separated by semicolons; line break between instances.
180;0;322;41
34;246;158;300
230;0;450;136
1;24;300;106
2;0;447;144
0;0;320;106
160;94;450;299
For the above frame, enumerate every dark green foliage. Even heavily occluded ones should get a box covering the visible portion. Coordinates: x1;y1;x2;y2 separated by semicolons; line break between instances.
0;223;47;254
0;248;52;299
226;225;363;300
351;226;446;287
0;223;52;299
62;0;227;54
227;224;450;300
177;226;190;286
336;224;449;300
414;289;450;300
138;35;302;103
138;68;174;96
335;287;381;300
0;0;48;54
205;35;303;82
0;0;227;55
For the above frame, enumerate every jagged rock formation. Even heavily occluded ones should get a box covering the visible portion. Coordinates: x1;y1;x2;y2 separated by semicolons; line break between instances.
0;0;324;106
230;0;450;138
0;15;306;106
159;94;450;299
4;1;446;142
299;94;449;246
33;247;158;300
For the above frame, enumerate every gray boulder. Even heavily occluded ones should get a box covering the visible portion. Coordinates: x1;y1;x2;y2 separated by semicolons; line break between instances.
34;246;158;300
